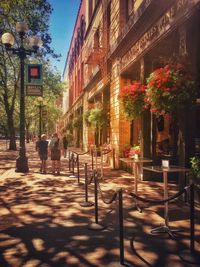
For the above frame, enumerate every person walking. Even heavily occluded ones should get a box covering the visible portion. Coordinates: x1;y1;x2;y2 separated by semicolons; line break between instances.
62;135;68;158
49;133;62;175
37;134;48;174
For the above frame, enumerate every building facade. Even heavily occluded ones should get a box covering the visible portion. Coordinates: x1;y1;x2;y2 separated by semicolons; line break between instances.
62;0;200;169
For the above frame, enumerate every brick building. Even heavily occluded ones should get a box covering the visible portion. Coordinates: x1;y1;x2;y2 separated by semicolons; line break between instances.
62;0;200;169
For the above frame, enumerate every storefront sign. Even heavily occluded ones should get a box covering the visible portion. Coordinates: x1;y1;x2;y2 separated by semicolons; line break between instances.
26;85;43;96
121;0;198;71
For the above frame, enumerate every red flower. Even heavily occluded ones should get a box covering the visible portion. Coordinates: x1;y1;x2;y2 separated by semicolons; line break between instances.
146;63;196;116
119;81;146;120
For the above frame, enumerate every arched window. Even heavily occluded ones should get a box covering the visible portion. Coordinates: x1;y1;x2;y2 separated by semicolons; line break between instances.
72;48;75;64
81;16;85;45
77;29;81;54
74;40;77;60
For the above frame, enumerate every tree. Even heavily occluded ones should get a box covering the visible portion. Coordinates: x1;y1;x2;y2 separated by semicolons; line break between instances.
0;0;60;150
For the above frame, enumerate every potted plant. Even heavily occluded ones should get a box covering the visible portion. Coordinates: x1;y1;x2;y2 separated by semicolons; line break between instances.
119;81;146;120
146;63;197;117
190;156;200;184
129;144;141;159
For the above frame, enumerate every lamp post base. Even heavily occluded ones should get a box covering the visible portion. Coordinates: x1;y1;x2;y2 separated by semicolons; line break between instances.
15;150;29;173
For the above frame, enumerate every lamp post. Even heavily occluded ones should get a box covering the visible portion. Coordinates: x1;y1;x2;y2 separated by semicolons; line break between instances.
37;97;46;139
1;22;42;173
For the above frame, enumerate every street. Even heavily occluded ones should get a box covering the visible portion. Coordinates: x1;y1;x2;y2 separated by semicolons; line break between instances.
0;140;199;267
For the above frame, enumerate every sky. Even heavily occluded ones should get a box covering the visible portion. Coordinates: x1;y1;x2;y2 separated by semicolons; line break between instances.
48;0;81;77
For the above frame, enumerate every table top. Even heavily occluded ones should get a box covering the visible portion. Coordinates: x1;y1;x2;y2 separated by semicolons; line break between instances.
120;157;153;164
143;165;190;173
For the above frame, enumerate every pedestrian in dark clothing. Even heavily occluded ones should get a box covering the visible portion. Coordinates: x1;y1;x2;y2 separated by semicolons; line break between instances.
49;133;62;175
37;134;48;174
62;135;68;158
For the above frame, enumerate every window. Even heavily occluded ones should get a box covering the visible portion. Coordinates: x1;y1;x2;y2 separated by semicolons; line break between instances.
81;16;85;45
78;30;81;52
89;0;93;20
127;0;134;17
94;28;100;48
72;48;75;64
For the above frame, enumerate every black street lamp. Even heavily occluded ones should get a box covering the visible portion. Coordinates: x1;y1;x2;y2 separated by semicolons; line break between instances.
1;22;42;173
37;97;46;139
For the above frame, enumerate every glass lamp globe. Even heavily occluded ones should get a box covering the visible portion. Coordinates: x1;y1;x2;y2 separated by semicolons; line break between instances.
16;22;28;33
1;32;15;47
29;36;43;50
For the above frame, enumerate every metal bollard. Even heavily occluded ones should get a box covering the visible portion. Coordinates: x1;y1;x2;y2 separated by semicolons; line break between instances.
77;154;80;183
100;147;103;178
88;171;105;231
91;149;94;170
118;188;125;265
72;153;75;176
74;154;83;186
190;183;195;252
68;150;71;171
179;184;200;264
69;153;76;178
80;163;93;207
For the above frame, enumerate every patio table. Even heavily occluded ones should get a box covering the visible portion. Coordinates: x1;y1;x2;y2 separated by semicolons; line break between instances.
143;165;190;237
120;157;152;194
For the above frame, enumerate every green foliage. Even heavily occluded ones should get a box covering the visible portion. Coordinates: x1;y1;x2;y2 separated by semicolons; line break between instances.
87;108;107;128
190;156;200;182
83;110;92;126
72;116;83;128
0;0;58;58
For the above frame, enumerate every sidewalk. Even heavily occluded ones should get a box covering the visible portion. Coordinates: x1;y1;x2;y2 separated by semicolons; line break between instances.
0;140;200;267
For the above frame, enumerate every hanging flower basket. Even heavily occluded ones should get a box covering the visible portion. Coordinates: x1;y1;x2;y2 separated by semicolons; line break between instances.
146;63;197;116
119;81;146;120
72;116;83;128
84;108;107;128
